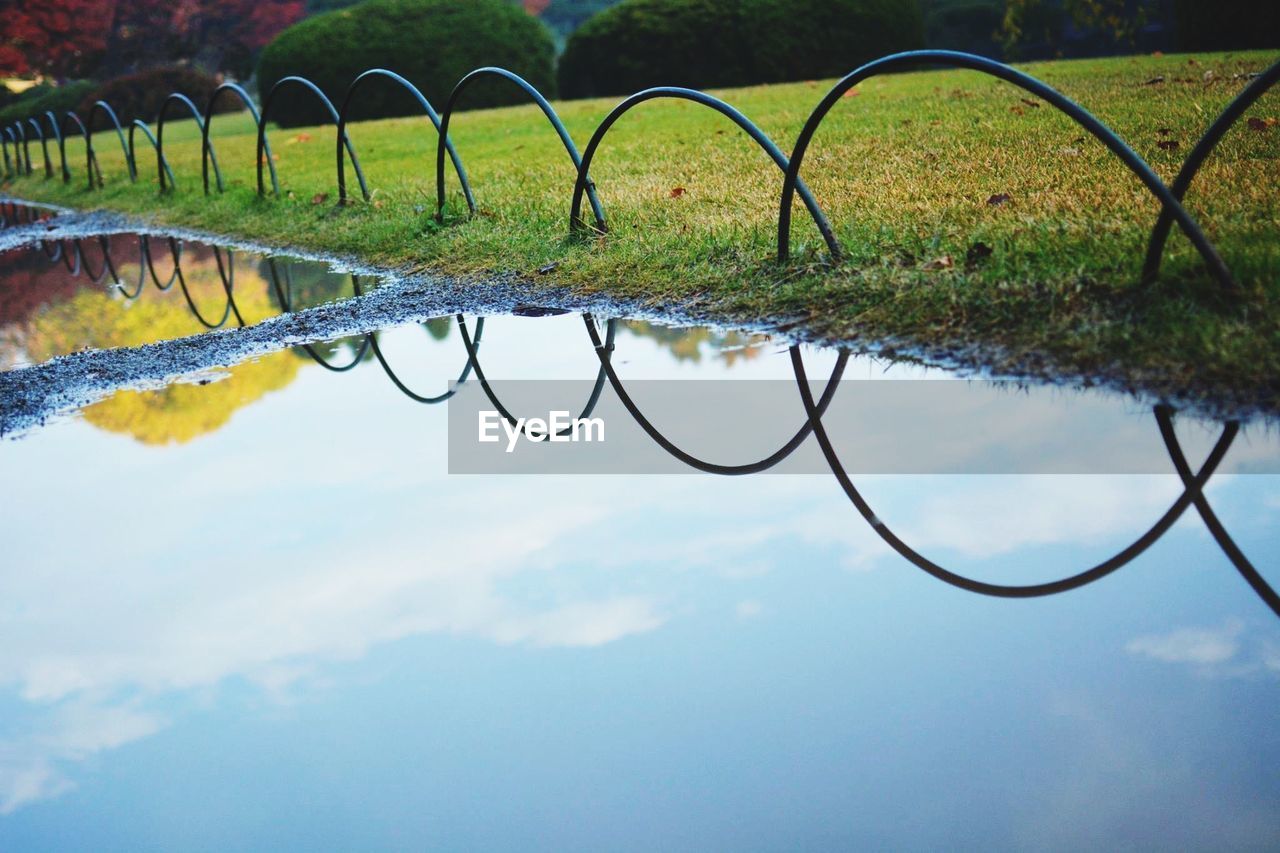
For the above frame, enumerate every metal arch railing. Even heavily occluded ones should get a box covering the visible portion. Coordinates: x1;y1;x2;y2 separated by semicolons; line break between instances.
570;86;840;255
26;117;51;179
41;112;65;183
11;121;31;176
1;51;1277;295
57;112;95;189
157;93;222;193
2;205;1275;619
85;100;137;184
437;66;605;230
128;120;176;189
336;68;472;206
777;50;1241;290
1142;60;1280;284
258;76;368;199
203;82;275;195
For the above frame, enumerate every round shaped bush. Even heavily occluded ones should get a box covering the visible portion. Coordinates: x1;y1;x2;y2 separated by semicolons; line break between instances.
257;0;557;128
77;67;241;129
0;81;95;127
558;0;924;99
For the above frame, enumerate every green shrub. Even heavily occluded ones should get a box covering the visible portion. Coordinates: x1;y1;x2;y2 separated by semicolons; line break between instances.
257;0;557;128
76;67;243;130
923;1;1003;57
1175;0;1279;51
558;0;924;98
0;81;96;127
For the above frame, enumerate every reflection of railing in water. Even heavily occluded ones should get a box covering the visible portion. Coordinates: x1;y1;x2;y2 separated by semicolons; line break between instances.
4;51;1278;293
4;221;1277;621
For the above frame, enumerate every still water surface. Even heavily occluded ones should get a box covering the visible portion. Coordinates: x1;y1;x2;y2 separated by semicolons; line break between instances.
0;214;1277;850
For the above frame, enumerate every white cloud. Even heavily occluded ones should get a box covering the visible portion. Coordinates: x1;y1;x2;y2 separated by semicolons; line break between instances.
1126;620;1243;665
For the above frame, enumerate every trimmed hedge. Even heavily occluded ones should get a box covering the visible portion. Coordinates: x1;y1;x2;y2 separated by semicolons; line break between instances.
0;81;96;127
257;0;557;128
76;67;243;130
558;0;924;98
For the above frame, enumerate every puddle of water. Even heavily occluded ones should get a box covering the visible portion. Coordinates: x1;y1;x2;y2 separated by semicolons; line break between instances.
0;202;1278;849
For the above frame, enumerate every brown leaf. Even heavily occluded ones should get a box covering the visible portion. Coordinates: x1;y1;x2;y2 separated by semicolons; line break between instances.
286;132;312;145
1247;117;1269;132
1142;76;1165;86
669;186;686;198
923;255;954;271
1010;106;1025;116
1020;98;1041;108
842;88;860;98
986;193;1011;207
311;193;329;205
1157;127;1172;136
966;242;993;268
1157;140;1180;151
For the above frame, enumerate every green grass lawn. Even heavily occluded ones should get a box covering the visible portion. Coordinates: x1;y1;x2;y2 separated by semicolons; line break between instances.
5;51;1279;408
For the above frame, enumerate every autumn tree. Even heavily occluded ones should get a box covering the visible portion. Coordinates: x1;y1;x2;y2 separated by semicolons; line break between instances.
0;0;113;78
1;0;304;81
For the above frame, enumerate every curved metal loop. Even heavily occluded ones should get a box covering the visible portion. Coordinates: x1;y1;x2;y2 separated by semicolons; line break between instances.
342;275;481;400
74;235;121;284
26;117;52;178
581;312;847;474
789;344;1243;599
336;68;472;206
1142;58;1280;285
1154;407;1279;617
42;111;67;182
157;93;222;193
128;120;176;189
142;235;184;290
58;112;96;188
86;100;137;183
778;49;1236;292
1;126;14;178
452;313;613;430
570;87;839;256
257;76;367;198
202;82;273;195
12;122;31;176
265;258;372;369
436;66;604;229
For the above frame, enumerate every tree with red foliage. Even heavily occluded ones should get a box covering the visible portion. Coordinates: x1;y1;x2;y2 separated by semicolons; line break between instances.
1;0;304;80
0;0;113;79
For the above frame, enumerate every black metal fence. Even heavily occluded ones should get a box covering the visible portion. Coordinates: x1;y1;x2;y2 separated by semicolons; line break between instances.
2;51;1278;294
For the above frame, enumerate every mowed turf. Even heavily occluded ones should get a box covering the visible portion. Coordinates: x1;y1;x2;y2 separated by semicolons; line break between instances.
6;51;1279;408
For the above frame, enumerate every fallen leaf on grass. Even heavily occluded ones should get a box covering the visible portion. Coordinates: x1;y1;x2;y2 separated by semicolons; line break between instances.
986;193;1011;206
1157;140;1180;151
537;262;559;275
286;133;312;145
669;186;686;198
1247;117;1270;132
1142;76;1166;86
923;255;954;271
842;88;860;98
966;242;993;268
1020;98;1041;107
311;193;329;205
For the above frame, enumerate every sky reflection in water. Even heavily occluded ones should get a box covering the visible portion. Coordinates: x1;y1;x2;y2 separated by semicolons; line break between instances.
0;231;1278;851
